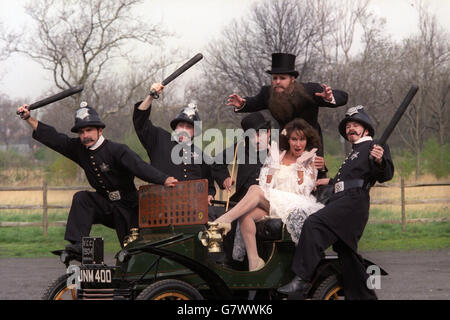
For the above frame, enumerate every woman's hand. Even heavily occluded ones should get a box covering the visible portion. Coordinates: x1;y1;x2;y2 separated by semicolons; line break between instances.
295;148;317;171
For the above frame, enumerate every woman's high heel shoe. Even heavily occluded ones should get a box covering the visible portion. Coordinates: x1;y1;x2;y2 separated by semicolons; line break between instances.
249;257;265;272
207;221;231;236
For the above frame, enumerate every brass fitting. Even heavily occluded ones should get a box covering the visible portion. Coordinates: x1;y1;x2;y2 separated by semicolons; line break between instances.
123;228;139;247
198;223;224;253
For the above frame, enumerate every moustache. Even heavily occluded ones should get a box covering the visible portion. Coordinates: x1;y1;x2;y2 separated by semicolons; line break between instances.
82;138;95;144
348;131;358;135
172;130;192;143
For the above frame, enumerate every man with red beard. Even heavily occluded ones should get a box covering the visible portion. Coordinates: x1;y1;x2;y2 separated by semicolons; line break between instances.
227;53;348;161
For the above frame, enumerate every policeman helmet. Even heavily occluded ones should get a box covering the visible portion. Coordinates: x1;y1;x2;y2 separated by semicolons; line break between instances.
338;105;375;140
70;102;106;133
170;102;201;131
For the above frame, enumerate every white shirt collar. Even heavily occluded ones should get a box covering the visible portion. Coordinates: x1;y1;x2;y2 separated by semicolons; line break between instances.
88;135;105;150
353;136;373;144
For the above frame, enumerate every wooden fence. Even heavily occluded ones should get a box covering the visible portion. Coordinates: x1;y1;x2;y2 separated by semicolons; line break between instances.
0;179;449;236
0;181;91;236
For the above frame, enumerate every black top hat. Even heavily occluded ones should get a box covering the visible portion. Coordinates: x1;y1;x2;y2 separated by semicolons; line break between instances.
338;105;375;140
170;102;201;130
266;53;299;78
71;103;105;133
241;112;272;131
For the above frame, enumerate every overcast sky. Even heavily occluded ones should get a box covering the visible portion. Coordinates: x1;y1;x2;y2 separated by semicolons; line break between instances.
0;0;448;101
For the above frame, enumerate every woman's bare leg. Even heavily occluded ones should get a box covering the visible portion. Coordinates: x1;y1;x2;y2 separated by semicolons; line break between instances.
215;185;269;224
239;207;268;270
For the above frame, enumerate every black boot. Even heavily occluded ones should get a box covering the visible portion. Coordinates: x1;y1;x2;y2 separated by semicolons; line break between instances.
277;275;311;298
65;242;82;255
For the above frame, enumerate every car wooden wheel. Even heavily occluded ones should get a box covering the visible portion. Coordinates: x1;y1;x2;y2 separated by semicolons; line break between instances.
136;279;203;300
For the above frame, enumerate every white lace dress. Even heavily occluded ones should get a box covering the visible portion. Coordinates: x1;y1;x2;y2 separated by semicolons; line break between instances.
232;146;325;261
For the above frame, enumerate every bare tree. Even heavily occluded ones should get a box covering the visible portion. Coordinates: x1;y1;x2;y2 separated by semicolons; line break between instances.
395;3;450;179
207;0;326;93
0;95;31;150
416;6;449;149
428;71;449;149
195;0;332;126
0;95;15;149
312;0;370;86
1;0;172;118
343;15;399;132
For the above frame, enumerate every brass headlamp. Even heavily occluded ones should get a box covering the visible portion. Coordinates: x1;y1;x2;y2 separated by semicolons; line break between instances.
198;223;224;253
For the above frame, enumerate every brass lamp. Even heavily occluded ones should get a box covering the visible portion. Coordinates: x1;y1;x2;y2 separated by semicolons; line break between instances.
198;223;224;253
123;228;139;247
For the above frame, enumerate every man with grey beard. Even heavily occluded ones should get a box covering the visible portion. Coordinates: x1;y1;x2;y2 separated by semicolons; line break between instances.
227;53;348;162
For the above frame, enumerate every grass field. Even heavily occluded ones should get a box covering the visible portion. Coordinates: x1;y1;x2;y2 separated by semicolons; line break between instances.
0;210;449;257
0;174;448;257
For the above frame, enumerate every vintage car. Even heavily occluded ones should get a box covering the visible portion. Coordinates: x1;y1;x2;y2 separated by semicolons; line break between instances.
42;179;386;300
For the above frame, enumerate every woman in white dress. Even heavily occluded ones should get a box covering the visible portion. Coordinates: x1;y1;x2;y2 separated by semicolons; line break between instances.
210;118;325;271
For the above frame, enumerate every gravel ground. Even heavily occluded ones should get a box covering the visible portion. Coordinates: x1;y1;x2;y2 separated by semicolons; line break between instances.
0;250;449;300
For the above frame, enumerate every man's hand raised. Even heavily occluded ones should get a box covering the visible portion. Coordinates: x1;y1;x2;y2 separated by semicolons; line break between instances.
17;104;38;130
226;93;245;109
315;83;334;103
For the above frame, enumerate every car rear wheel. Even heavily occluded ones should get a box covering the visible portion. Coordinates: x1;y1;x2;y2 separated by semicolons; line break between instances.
311;274;345;300
136;279;203;300
42;274;77;300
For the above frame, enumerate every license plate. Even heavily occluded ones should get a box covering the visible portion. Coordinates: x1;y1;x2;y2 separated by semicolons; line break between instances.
79;267;114;284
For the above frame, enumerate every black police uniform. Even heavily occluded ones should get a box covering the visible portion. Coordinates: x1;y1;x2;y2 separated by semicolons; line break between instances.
32;122;169;246
212;111;272;203
133;102;227;209
289;107;394;300
217;143;264;204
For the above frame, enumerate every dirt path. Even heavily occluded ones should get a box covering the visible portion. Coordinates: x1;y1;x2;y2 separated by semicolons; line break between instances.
0;250;449;300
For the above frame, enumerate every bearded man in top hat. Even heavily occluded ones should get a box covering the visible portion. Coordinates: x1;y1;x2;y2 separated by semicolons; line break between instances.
277;105;394;300
133;83;229;216
227;53;348;160
17;103;177;254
